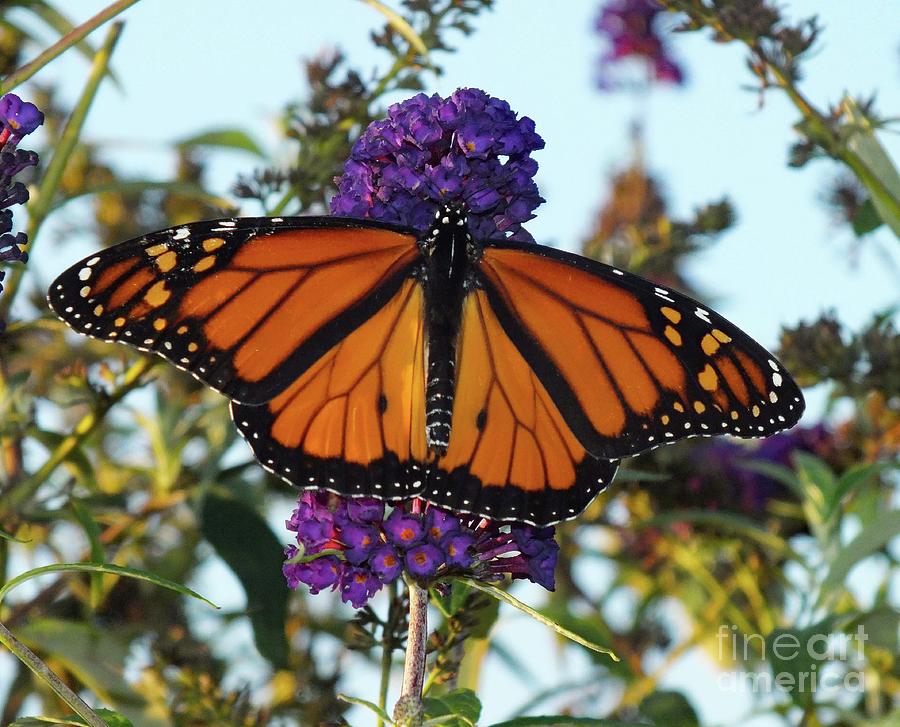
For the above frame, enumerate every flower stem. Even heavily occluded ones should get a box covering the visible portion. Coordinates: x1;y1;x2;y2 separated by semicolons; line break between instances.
1;0;139;94
393;580;428;725
0;620;108;727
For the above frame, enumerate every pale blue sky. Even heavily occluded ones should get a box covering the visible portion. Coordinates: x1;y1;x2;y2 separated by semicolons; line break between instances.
7;1;900;724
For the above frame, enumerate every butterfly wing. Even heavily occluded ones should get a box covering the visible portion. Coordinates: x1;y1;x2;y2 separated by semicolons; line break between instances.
231;278;429;500
427;288;618;526
48;217;421;403
477;241;805;460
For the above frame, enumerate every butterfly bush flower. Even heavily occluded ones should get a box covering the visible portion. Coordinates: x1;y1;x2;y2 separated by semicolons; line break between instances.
331;88;545;242
284;492;560;608
0;93;43;330
595;0;685;89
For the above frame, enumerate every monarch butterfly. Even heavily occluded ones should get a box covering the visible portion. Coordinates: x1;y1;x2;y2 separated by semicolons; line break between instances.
48;203;804;526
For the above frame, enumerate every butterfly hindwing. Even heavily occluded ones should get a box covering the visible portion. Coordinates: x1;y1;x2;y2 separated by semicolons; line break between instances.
231;278;430;500
427;288;618;525
478;241;805;460
48;217;421;403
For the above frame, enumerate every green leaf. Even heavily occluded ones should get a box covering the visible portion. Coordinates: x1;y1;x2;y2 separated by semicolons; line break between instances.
827;461;895;518
851;197;883;236
337;693;393;723
843;95;900;238
846;607;900;652
818;508;900;606
10;708;135;727
0;562;217;609
461;580;618;661
200;493;290;668
16;619;135;705
639;691;700;727
69;500;104;606
423;688;482;727
765;618;836;710
30;429;94;486
175;128;266;157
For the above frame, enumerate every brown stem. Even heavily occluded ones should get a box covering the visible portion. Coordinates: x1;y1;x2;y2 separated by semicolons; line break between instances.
393;580;428;725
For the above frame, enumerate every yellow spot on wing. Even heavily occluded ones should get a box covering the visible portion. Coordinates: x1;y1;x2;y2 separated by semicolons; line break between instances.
661;414;670;425
144;281;171;307
193;255;216;273
146;243;168;257
698;363;718;391
661;306;681;323
188;342;199;352
93;305;104;316
751;404;760;417
153;318;167;331
694;401;706;413
114;317;126;327
664;325;682;346
701;333;720;355
203;237;225;252
156;251;177;273
712;328;732;343
731;410;739;420
177;325;188;334
673;402;684;413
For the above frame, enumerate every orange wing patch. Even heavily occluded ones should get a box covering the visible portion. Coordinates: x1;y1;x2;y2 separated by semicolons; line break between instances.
424;290;617;525
48;218;420;404
479;244;804;459
231;279;429;500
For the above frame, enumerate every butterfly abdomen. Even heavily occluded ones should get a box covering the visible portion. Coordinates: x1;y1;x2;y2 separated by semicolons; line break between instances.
420;204;473;456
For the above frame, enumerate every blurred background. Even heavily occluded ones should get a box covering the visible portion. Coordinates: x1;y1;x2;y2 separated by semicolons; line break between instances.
0;1;898;725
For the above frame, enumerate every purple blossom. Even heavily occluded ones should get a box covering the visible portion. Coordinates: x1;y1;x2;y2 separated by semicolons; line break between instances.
331;88;545;242
370;544;403;583
425;508;459;543
595;0;685;90
339;521;380;565
284;496;561;608
384;508;425;550
340;566;383;609
0;93;42;332
405;543;443;579
442;532;475;569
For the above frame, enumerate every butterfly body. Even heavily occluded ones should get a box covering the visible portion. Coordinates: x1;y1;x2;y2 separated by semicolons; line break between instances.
49;205;804;526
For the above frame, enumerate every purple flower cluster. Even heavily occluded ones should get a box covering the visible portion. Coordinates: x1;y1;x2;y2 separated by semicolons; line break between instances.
689;424;835;515
331;88;545;242
283;492;559;608
0;93;43;329
595;0;685;89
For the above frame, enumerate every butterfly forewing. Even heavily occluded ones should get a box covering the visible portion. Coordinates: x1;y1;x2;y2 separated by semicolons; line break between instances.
48;217;421;403
477;242;804;460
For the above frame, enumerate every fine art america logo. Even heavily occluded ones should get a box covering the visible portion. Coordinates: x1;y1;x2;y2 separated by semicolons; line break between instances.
716;624;869;694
